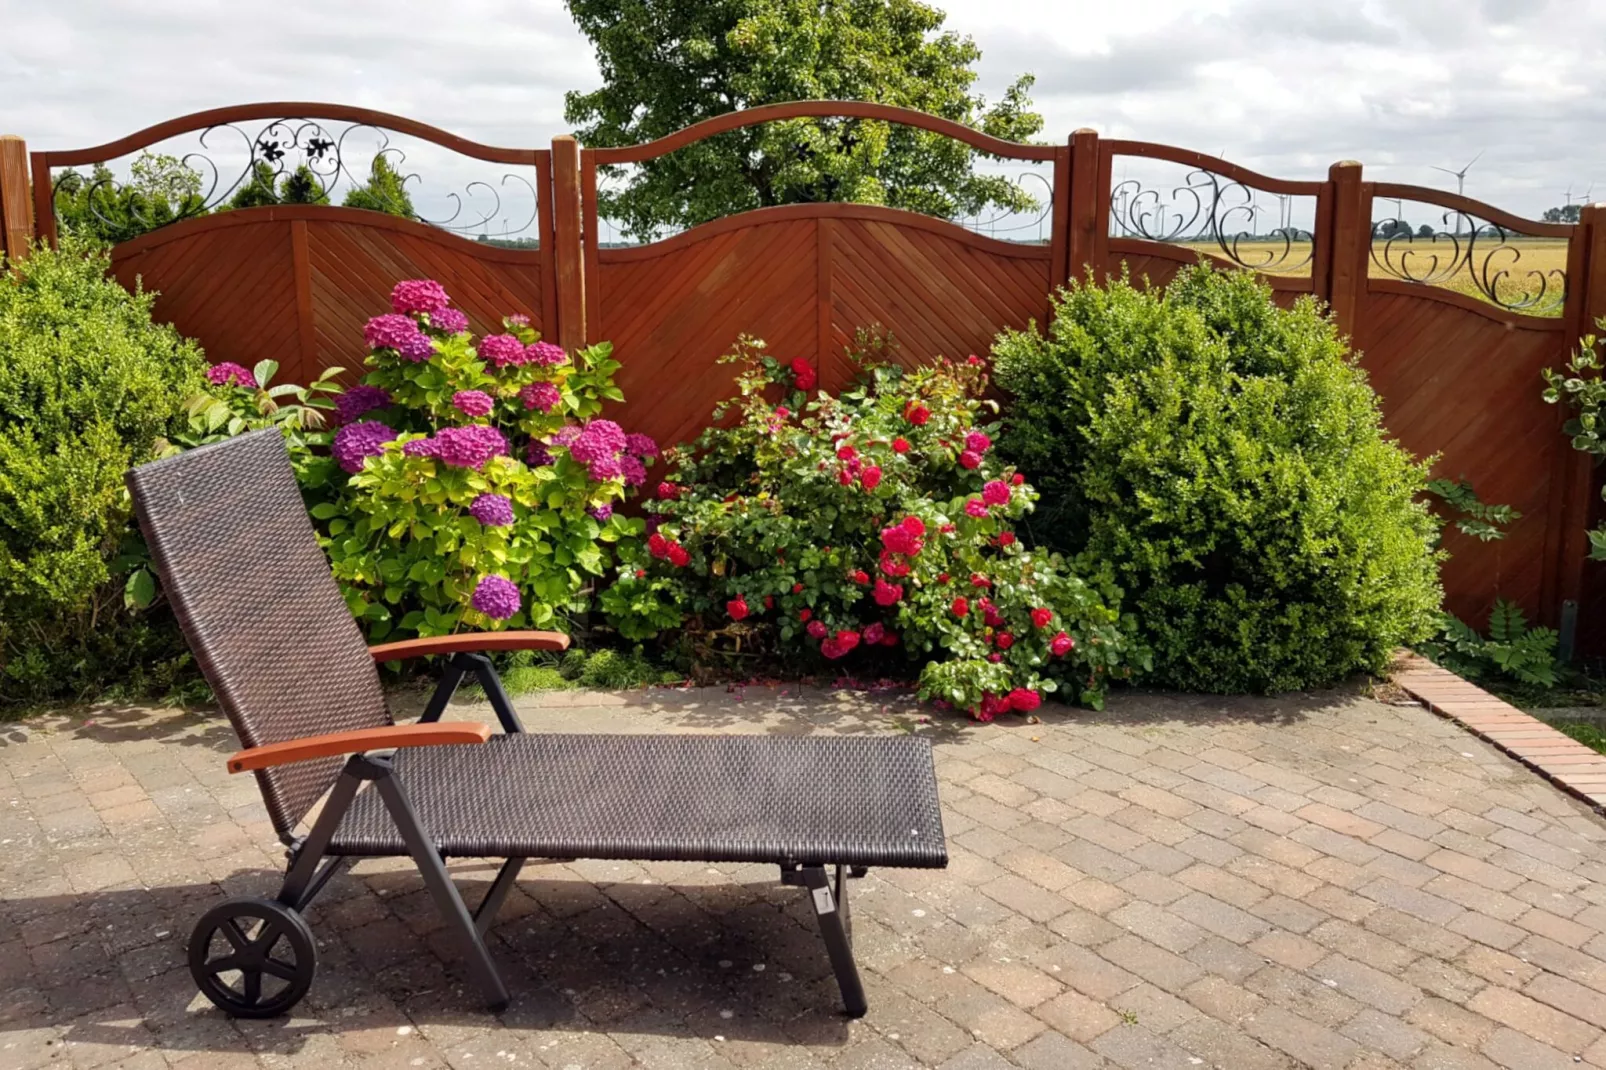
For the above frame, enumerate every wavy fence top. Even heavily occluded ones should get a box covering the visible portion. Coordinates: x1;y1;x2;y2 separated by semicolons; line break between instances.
19;99;1578;317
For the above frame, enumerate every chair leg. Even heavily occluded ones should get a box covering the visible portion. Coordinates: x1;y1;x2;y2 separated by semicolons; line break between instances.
474;859;527;937
462;653;526;734
800;865;867;1017
418;659;470;724
373;771;510;1011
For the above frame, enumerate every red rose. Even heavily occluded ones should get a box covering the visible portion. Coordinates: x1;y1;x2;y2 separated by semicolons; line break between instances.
901;515;926;537
873;579;903;606
998;531;1016;547
775;406;789;418
666;543;690;567
1011;473;1025;486
635;569;646;579
967;354;982;366
1050;631;1074;656
905;403;930;426
879;630;899;647
793;583;805;594
656;481;681;500
838;469;854;486
860;465;882;490
764;595;775;609
1031;608;1054;629
647;533;669;559
807;619;828;638
995;632;1014;650
799;608;812;622
971;573;991;588
938;572;950;584
1008;688;1041;712
951;597;969;618
892;437;911;453
727;597;750;621
958;450;982;470
837;444;857;461
988;653;1003;663
835;629;861;651
790;358;817;391
853;570;870;585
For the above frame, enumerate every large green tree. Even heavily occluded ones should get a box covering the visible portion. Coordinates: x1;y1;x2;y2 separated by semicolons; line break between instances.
563;0;1044;241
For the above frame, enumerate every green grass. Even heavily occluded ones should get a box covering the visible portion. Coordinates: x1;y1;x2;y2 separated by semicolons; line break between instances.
1556;722;1606;756
458;646;682;700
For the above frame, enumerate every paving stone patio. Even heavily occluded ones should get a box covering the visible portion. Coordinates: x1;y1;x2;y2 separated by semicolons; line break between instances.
6;681;1606;1069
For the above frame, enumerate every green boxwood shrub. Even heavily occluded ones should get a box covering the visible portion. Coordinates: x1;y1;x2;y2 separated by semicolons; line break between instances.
992;265;1442;693
0;240;209;705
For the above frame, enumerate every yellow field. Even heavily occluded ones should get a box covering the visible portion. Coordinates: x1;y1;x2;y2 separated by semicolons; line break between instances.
1172;238;1570;316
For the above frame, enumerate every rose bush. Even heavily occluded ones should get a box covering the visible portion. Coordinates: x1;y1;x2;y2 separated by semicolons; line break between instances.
197;279;654;640
600;336;1146;716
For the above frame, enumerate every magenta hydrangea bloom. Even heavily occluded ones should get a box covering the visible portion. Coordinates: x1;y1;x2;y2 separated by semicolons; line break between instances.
429;307;469;334
624;432;659;458
332;421;396;474
468;493;515;527
620;454;647;487
526;441;554;467
365;314;424;352
390;279;451;316
452;390;496;418
569;420;626;464
434;424;508;470
471;575;520;620
519;381;561;413
206;362;257;388
525;341;567;366
335;384;391;425
587;455;624;482
478;334;527;368
588;504;613;522
982;480;1011;506
402;436;438;457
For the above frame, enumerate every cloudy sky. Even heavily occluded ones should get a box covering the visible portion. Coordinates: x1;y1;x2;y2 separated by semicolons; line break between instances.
3;0;1602;223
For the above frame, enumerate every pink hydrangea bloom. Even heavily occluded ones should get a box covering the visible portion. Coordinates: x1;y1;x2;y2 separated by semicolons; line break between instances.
471;575;520;620
587;455;624;482
390;279;451;316
569;420;626;464
525;341;567;366
519;381;561;413
478;334;528;368
206;362;257;388
452;390;495;418
335;385;390;424
365;314;432;358
625;433;659;458
620;454;648;487
434;425;508;470
982;480;1011;506
332;421;396;473
429;307;469;334
468;493;514;527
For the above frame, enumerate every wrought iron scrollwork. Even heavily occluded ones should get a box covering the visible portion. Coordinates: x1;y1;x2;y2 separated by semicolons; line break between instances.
1110;170;1315;275
1369;210;1565;314
51;117;539;242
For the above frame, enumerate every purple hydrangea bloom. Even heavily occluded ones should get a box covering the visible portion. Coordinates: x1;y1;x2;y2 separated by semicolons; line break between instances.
644;514;662;535
624;432;659;458
452;390;496;418
587;504;614;522
587;455;624;482
335;384;391;425
569;420;626;464
396;331;435;362
429;307;469;334
332;421;396;474
526;441;554;467
478;334;527;368
469;492;515;527
434;424;508;470
549;425;582;448
402;436;438;457
525;341;567;366
519;381;561;413
365;314;425;352
206;362;257;388
471;575;521;620
620;454;647;487
390;279;451;316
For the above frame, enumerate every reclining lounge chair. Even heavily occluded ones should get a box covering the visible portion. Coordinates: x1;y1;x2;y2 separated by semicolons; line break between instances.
127;429;947;1019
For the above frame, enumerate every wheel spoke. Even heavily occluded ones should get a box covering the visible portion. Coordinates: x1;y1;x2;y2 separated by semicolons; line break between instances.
220;919;253;953
242;968;262;1005
260;956;299;981
204;955;244;976
253;918;284;954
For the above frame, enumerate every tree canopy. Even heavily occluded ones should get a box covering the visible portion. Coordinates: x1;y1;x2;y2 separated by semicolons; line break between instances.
562;0;1044;241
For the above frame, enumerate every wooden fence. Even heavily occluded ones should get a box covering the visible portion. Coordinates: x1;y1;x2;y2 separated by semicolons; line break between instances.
4;102;1605;650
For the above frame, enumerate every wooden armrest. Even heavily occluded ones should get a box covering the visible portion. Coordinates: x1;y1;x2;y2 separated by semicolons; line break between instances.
368;630;571;662
227;722;492;773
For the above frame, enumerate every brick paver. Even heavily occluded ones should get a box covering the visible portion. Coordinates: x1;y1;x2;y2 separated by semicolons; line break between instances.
4;681;1606;1068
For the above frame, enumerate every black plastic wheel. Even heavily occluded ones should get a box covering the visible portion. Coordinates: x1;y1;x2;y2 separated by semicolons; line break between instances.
188;897;316;1018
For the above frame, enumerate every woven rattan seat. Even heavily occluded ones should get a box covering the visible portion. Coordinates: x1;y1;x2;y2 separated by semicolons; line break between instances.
328;733;946;866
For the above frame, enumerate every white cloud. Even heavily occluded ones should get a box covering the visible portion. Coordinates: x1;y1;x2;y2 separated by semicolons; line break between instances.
2;0;1601;219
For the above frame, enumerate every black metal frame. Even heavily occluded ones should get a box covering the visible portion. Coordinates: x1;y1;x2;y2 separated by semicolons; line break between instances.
263;656;876;1017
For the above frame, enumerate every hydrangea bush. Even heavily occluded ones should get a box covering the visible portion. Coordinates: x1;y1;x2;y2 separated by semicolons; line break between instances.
265;280;652;639
600;336;1146;716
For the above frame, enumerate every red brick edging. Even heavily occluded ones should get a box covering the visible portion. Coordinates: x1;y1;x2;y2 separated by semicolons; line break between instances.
1394;652;1606;813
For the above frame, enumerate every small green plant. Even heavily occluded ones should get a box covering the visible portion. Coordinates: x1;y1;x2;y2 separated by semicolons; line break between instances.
1423;479;1518;543
1543;317;1606;559
1419;599;1561;688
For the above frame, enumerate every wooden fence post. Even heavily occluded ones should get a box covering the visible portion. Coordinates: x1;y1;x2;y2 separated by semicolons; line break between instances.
1066;129;1101;285
0;135;33;263
1324;160;1369;340
550;135;586;352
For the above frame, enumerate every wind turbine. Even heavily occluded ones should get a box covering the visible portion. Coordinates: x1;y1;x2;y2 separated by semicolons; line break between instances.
1432;151;1483;234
